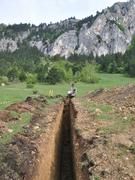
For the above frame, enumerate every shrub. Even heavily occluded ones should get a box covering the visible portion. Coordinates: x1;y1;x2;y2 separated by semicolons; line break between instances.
46;67;65;84
26;73;37;84
33;90;38;94
19;71;27;82
74;71;81;82
26;83;34;88
65;68;73;82
0;76;9;85
80;63;99;83
128;62;135;77
7;67;19;81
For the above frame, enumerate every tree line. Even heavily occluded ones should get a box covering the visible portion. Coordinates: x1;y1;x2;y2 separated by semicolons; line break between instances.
0;36;135;87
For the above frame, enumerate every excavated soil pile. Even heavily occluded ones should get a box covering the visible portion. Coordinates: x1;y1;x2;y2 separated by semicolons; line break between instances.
0;97;77;180
72;84;135;179
88;85;135;114
6;96;47;113
0;96;61;180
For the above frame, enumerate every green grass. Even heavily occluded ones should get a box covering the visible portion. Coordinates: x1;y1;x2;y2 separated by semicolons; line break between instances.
83;101;135;134
129;144;135;154
92;176;100;180
101;115;134;134
0;112;31;144
0;73;135;109
85;102;112;115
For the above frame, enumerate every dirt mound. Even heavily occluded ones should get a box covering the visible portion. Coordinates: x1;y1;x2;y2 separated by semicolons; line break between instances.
0;135;38;180
88;85;135;114
0;120;8;134
7;102;36;113
73;99;135;179
0;110;13;122
6;96;47;113
0;95;55;180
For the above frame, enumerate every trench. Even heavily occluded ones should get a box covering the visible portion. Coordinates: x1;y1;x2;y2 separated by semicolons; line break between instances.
60;100;75;180
31;100;76;180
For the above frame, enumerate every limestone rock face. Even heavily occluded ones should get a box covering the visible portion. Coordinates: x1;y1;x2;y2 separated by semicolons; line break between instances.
0;38;18;52
49;30;78;58
0;30;30;52
48;0;135;57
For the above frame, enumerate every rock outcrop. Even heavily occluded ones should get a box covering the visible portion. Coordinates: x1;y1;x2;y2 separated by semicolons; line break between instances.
48;0;135;58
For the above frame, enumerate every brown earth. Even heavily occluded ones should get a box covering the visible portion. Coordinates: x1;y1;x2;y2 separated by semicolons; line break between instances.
72;85;135;180
0;96;61;180
31;103;64;180
0;85;135;180
87;84;135;114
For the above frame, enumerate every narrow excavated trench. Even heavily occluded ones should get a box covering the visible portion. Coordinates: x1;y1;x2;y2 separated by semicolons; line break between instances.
60;100;75;180
31;100;77;180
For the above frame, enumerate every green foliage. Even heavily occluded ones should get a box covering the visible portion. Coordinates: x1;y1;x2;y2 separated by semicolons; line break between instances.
115;21;125;32
54;60;73;82
0;76;9;85
7;67;19;81
26;73;37;84
96;53;126;74
29;18;76;43
128;57;135;77
76;11;102;31
125;36;135;77
80;63;99;83
19;71;27;82
74;71;81;81
109;20;125;32
129;144;135;154
65;68;73;82
0;112;31;144
36;58;53;82
26;74;37;88
117;23;125;32
0;74;135;109
92;176;100;180
26;83;34;88
0;46;43;76
46;67;65;84
84;101;134;135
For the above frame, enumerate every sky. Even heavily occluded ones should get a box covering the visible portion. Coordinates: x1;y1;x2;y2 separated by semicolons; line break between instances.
0;0;127;25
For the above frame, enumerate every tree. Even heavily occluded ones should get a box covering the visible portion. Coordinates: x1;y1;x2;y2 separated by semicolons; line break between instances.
80;63;99;83
7;67;19;81
74;71;81;82
0;76;9;85
26;73;37;84
46;67;64;84
19;71;27;82
128;57;135;77
36;58;53;82
65;68;73;82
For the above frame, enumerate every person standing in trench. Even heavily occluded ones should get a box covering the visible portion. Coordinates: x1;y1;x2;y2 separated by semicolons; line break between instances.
67;83;77;99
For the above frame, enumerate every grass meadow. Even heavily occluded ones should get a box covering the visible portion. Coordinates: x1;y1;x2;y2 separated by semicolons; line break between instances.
0;73;135;109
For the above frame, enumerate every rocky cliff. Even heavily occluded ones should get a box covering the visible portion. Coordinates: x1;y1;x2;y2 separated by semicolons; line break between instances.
0;0;135;58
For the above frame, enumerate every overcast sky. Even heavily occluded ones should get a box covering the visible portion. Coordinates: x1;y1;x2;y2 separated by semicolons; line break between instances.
0;0;127;25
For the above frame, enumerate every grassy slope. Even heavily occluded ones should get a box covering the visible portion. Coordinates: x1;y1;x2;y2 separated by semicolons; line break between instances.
84;101;134;135
0;112;31;144
0;73;135;109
